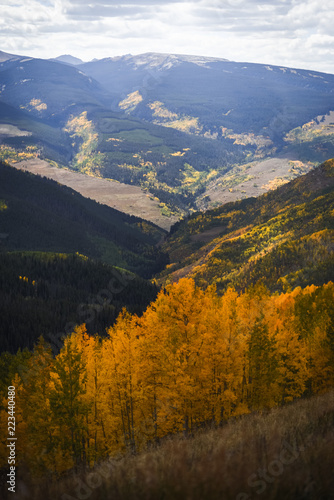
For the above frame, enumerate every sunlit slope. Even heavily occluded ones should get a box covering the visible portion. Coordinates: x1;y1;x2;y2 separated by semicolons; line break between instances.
159;159;334;291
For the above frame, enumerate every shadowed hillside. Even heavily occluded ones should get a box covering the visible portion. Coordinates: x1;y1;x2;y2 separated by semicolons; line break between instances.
0;161;167;277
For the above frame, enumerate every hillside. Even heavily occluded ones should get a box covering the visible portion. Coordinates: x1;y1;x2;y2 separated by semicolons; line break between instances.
0;161;167;277
0;251;158;353
80;52;334;157
17;390;333;500
159;159;334;292
0;50;21;63
1;276;333;498
0;56;110;123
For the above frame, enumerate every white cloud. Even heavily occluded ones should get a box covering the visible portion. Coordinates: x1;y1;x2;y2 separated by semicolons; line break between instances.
0;0;333;73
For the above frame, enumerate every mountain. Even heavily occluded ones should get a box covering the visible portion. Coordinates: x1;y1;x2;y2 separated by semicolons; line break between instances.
0;55;245;215
158;158;334;292
79;52;334;148
0;56;111;123
0;100;74;165
0;161;167;277
1;51;334;220
51;54;84;65
78;52;229;96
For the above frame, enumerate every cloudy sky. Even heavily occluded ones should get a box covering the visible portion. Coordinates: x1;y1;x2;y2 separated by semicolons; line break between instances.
1;0;333;73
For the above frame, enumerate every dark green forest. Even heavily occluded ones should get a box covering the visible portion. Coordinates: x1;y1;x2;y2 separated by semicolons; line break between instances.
0;251;158;353
0;161;168;277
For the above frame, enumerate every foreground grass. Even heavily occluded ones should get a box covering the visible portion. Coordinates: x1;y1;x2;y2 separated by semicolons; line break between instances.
9;390;334;500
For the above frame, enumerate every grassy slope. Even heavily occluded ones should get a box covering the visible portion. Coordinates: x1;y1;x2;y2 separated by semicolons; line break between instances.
0;162;167;277
159;159;334;292
17;390;334;500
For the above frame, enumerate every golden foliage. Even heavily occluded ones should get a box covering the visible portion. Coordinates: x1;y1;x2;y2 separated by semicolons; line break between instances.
2;280;333;475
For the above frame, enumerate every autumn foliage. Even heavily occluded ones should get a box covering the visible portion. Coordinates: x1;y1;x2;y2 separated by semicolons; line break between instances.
1;278;334;474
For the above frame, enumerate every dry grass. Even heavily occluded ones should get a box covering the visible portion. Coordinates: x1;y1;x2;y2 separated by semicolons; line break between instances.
6;390;334;500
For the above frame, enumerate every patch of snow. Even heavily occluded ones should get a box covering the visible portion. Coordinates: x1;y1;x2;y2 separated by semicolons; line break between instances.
126;52;229;71
308;73;324;79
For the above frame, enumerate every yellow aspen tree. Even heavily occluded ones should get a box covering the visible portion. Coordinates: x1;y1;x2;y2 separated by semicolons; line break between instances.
271;292;309;403
104;310;140;453
218;287;250;418
73;330;107;465
0;338;69;475
135;308;169;443
300;283;334;393
193;285;224;424
137;279;208;437
157;279;208;435
200;286;249;423
97;336;126;455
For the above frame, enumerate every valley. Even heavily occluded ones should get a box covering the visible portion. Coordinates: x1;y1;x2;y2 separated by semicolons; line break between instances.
1;51;334;221
0;49;334;500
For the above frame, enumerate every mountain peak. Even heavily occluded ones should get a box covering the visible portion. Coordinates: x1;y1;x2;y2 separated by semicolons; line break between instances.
52;54;84;65
98;52;229;71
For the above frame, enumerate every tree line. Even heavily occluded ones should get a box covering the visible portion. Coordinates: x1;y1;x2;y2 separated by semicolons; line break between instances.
0;278;333;475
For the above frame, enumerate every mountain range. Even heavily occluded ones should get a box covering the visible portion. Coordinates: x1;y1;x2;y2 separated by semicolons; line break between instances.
0;49;334;295
1;50;334;219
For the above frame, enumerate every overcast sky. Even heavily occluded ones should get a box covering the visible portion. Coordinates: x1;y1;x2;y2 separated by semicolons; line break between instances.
1;0;333;73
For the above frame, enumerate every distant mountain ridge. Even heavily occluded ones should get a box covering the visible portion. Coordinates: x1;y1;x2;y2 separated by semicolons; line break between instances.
1;49;334;219
89;52;229;70
51;54;84;65
0;50;21;63
78;52;334;139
